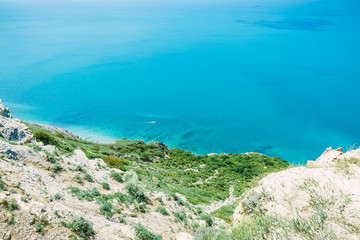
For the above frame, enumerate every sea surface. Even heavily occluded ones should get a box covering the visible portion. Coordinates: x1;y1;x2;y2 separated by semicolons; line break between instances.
0;0;359;164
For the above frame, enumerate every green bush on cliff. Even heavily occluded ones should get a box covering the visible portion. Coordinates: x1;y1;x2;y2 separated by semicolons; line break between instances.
0;198;19;211
33;130;59;146
155;206;169;216
110;171;123;182
104;156;128;170
101;182;110;190
134;223;162;240
62;216;96;240
0;174;8;191
124;171;148;203
201;213;214;227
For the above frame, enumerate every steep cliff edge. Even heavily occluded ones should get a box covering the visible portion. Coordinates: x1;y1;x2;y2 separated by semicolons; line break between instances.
0;100;33;143
227;147;360;240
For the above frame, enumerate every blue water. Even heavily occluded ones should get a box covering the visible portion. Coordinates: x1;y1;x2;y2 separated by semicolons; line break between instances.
1;0;359;164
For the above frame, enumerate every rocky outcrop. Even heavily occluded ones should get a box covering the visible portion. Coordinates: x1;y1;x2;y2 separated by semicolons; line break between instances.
233;147;360;239
148;141;167;148
0;100;33;143
0;140;46;162
29;122;81;139
0;117;33;143
307;146;360;166
0;99;11;118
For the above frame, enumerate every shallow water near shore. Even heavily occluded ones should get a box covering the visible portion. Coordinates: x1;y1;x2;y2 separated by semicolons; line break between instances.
1;0;359;164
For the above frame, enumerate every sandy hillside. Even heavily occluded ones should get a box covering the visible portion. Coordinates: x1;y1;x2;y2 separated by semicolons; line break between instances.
232;147;360;240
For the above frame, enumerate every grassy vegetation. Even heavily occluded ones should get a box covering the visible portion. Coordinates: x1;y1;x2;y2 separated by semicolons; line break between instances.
52;162;63;173
62;216;96;240
68;186;101;202
0;198;20;211
200;213;214;227
172;209;188;226
0;173;8;191
98;199;114;218
155;206;169;216
211;204;237;224
31;214;49;235
27;123;289;205
195;177;360;240
101;182;110;190
21;194;31;203
242;188;273;215
134;223;162;240
334;157;360;175
124;171;148;203
110;171;123;182
84;173;94;182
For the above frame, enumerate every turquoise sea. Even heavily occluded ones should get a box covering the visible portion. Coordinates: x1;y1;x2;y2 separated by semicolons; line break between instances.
0;0;359;164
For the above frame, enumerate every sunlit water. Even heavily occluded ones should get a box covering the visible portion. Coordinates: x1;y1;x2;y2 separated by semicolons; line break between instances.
1;0;359;164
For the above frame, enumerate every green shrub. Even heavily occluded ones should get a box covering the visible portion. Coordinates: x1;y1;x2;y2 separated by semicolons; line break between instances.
211;205;236;224
68;186;100;202
242;189;273;215
84;173;94;182
114;192;133;204
76;165;84;172
172;209;187;225
53;193;62;200
99;201;113;218
126;181;147;203
193;227;228;240
177;197;185;206
64;216;96;240
0;174;7;191
201;214;214;227
55;132;65;138
90;145;100;153
124;171;148;203
155;206;169;216
101;182;110;190
33;130;58;146
134;223;162;240
191;221;200;230
21;195;30;203
32;215;49;235
124;170;137;182
110;171;123;182
140;152;152;161
46;152;57;164
8;215;15;225
157;197;164;205
135;202;146;213
0;198;19;211
53;162;63;173
104;156;128;170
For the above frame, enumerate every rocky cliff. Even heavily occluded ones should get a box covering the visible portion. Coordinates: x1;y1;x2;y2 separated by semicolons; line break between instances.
0;100;32;143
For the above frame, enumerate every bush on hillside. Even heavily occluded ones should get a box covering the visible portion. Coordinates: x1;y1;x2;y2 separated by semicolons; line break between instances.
104;156;128;170
124;171;148;203
134;223;162;240
62;216;96;240
33;130;58;146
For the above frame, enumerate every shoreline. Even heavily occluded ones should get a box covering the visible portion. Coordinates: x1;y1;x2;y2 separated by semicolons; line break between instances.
6;100;352;164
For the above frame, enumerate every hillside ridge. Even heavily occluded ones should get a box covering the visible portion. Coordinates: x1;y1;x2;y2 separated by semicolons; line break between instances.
1;99;359;240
